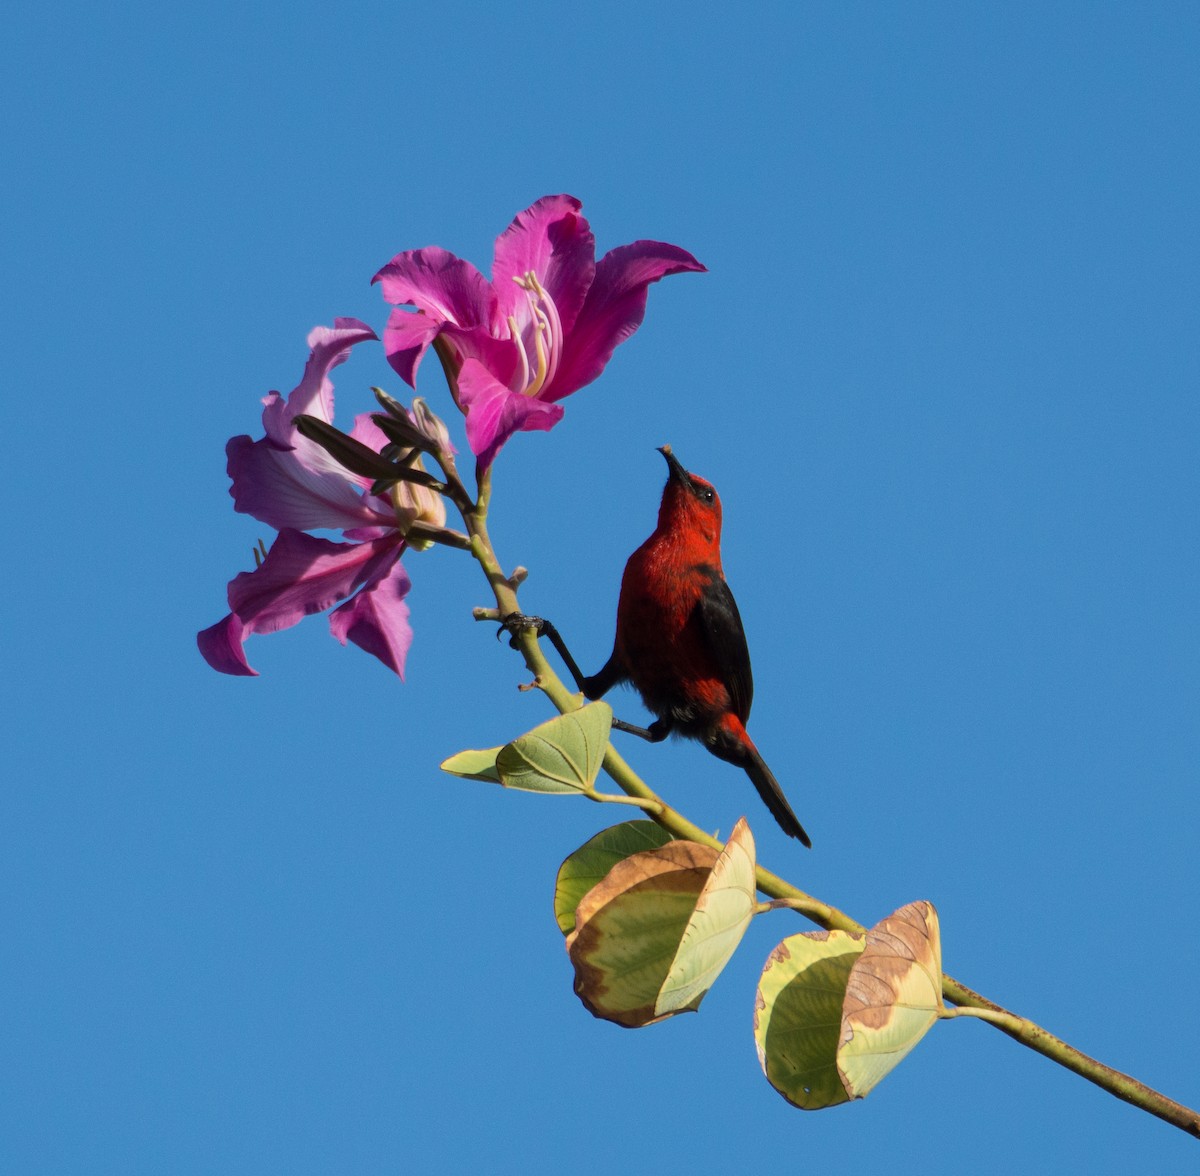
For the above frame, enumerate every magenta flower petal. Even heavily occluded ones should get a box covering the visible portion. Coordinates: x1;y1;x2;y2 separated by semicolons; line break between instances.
197;613;257;676
374;247;516;388
198;531;405;677
372;244;503;382
227;528;402;636
262;318;377;444
491;195;595;335
373;247;499;325
348;412;388;451
436;324;521;392
457;358;564;469
227;433;394;533
547;241;706;403
380;306;444;387
382;308;521;392
329;556;413;678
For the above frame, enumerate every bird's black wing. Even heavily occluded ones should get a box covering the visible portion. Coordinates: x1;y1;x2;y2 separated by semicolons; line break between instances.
696;567;754;721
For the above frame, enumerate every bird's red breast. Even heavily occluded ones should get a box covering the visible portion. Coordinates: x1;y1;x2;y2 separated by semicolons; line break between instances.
612;470;747;727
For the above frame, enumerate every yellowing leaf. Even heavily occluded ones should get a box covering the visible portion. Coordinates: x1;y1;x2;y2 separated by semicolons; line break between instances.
439;747;503;782
837;900;943;1099
553;821;674;936
656;818;758;1016
565;820;761;1027
754;930;865;1110
566;841;719;1027
495;701;613;794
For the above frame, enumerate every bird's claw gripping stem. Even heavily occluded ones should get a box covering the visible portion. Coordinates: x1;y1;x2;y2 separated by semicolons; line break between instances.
497;612;545;646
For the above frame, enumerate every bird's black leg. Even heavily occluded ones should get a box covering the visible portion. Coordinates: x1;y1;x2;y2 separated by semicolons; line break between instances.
613;717;673;743
498;613;668;744
580;654;622;701
498;613;591;692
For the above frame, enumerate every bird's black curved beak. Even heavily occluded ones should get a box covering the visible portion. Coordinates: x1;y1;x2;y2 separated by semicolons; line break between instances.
657;444;691;486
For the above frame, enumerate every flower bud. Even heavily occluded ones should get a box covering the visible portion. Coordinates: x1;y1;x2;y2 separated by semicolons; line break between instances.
371;389;456;457
390;452;447;549
411;398;455;455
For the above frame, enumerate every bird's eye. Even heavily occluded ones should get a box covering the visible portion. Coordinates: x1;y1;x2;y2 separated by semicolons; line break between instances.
701;488;714;503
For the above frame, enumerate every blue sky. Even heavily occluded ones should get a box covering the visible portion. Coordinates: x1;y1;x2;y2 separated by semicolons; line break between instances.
4;3;1198;1171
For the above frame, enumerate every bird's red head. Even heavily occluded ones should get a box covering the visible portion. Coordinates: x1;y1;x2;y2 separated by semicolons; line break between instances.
656;445;722;550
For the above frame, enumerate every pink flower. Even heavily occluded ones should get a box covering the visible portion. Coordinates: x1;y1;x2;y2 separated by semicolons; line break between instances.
198;319;441;678
373;195;705;468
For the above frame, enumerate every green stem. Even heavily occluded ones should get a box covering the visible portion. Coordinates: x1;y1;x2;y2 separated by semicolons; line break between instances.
943;1005;1021;1029
433;356;1200;1142
587;790;663;812
758;895;842;923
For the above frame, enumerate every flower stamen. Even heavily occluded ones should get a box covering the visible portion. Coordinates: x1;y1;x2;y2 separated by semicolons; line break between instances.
507;313;530;391
511;270;563;398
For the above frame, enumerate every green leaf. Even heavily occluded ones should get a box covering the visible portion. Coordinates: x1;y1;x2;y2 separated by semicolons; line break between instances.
439;746;503;783
554;821;674;936
754;929;865;1110
656;817;758;1016
837;900;943;1099
566;841;720;1027
495;701;613;794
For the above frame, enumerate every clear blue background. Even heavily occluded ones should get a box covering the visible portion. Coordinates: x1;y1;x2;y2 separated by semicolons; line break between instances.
4;3;1197;1172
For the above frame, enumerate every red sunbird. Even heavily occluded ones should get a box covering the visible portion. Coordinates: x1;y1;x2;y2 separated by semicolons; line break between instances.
508;445;810;847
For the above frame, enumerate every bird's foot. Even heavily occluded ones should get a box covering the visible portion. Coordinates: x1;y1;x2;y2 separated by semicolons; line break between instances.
497;612;546;647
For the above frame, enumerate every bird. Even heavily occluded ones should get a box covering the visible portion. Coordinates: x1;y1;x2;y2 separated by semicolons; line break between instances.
511;446;810;846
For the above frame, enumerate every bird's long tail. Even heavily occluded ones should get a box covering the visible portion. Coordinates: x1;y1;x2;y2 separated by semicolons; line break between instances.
743;746;812;847
709;715;811;847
